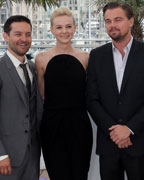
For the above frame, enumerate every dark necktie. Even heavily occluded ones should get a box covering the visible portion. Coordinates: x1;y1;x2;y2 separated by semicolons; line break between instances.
20;63;31;97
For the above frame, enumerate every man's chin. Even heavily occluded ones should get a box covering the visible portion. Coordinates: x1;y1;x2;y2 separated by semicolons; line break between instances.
17;51;28;57
18;49;29;56
110;35;121;42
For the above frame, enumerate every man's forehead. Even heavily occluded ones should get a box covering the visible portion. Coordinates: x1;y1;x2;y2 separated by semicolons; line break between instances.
104;8;127;19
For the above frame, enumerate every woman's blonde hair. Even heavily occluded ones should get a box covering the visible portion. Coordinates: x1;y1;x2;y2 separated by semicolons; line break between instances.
50;7;75;26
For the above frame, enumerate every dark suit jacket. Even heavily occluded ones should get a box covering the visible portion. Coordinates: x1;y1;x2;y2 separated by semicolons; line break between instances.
0;54;43;167
87;39;144;157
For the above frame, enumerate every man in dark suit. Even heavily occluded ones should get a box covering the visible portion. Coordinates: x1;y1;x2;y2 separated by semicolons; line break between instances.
87;2;144;180
0;15;43;180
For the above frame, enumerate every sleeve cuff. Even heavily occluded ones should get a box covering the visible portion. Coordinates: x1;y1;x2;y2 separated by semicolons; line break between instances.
127;127;134;135
0;155;8;161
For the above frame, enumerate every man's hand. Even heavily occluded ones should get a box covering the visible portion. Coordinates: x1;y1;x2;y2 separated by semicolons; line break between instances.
117;137;133;149
0;157;11;175
109;125;131;144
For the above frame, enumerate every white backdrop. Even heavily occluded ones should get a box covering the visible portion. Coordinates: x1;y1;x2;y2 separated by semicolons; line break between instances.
88;118;100;180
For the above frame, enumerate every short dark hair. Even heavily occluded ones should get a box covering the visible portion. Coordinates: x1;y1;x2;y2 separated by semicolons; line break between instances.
4;15;32;34
103;2;134;20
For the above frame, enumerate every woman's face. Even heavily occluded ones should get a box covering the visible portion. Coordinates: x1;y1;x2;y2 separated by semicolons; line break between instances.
51;15;76;44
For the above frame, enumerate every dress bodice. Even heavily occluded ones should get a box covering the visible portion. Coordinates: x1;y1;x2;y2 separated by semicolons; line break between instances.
44;54;86;110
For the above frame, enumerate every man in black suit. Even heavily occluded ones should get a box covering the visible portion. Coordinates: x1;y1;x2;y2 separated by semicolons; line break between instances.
87;2;144;180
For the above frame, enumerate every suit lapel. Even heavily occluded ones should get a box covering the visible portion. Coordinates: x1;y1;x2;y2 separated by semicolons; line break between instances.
104;43;119;96
28;61;37;100
4;54;29;107
120;39;138;93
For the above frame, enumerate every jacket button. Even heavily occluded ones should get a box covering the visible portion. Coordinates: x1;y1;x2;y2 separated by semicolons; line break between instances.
26;115;29;118
25;130;28;133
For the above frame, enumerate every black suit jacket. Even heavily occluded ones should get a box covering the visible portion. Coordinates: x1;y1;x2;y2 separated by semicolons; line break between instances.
87;39;144;157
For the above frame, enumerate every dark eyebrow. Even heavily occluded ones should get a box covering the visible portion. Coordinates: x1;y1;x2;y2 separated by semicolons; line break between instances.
13;31;21;34
105;18;111;21
13;31;31;34
115;17;123;20
105;16;123;21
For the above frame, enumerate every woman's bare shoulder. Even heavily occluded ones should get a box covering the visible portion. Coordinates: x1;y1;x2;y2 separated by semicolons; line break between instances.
36;49;56;67
36;49;54;62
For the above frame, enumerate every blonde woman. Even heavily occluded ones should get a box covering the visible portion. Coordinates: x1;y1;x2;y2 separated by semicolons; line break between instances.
36;7;92;180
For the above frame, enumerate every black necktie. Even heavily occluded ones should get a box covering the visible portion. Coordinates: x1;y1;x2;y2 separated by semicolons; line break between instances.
20;63;31;97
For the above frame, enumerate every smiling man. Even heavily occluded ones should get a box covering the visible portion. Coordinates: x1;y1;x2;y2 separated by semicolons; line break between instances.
0;15;43;180
87;2;144;180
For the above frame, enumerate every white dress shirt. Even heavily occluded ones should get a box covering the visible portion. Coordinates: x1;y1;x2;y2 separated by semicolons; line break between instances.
112;37;134;135
7;50;33;84
112;37;133;92
0;50;33;161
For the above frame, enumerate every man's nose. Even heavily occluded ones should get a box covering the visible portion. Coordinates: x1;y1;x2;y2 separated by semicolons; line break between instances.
21;35;27;41
110;20;117;27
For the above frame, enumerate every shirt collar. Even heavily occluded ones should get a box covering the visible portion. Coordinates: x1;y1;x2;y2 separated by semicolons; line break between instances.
112;36;133;52
7;50;28;68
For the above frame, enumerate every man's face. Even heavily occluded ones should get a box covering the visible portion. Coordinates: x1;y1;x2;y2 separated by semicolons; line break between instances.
3;22;32;58
104;7;134;42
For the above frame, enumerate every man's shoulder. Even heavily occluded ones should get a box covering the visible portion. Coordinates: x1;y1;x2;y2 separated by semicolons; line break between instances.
28;59;34;67
91;42;112;54
132;39;144;48
130;39;144;56
28;60;36;74
0;54;8;65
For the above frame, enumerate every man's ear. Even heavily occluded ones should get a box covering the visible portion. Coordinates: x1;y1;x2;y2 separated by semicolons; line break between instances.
3;32;9;43
129;17;134;28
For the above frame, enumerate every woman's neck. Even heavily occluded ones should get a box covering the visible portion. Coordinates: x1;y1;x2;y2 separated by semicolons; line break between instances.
54;42;74;54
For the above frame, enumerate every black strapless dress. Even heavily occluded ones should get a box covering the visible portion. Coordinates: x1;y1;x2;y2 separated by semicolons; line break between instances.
41;55;93;180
